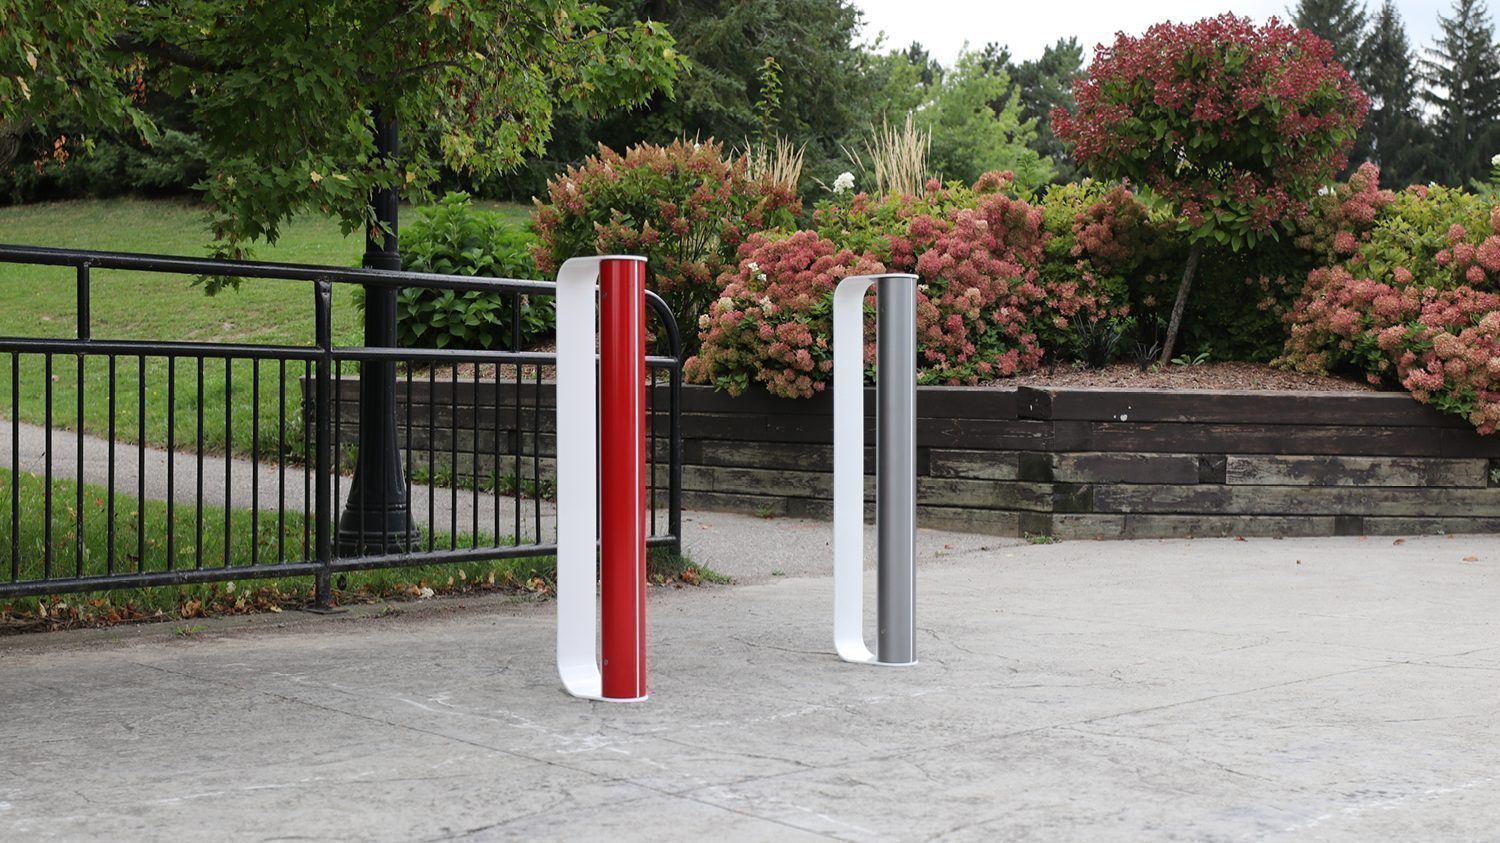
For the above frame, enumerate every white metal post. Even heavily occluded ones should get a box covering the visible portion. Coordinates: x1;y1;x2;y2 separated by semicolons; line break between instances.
832;273;919;666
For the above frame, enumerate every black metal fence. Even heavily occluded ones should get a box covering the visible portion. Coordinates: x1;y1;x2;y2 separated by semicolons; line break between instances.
0;244;681;602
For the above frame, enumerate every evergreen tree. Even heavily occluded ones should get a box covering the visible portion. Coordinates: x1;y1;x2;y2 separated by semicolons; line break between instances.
1292;0;1370;66
1010;38;1086;182
901;42;944;88
977;39;1085;182
1365;0;1432;186
1420;0;1500;185
1293;0;1373;170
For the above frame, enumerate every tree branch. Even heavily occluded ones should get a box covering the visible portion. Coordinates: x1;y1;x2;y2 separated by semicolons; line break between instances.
362;59;471;85
109;33;241;72
0;116;30;172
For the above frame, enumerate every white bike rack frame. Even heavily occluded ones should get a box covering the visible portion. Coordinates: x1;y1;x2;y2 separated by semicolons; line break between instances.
556;255;650;702
833;273;919;666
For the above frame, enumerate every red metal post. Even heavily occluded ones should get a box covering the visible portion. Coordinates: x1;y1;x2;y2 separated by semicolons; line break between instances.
599;257;647;700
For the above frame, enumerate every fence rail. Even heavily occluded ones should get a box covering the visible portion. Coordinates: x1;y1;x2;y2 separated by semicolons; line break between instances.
0;244;681;601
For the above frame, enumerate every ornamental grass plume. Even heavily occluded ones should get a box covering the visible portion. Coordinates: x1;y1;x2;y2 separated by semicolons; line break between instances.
857;113;931;198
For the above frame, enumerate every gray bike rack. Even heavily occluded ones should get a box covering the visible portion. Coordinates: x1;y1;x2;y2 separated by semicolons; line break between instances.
832;273;918;666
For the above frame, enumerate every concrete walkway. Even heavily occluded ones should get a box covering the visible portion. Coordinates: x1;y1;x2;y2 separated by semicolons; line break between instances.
1;420;557;542
3;512;1499;841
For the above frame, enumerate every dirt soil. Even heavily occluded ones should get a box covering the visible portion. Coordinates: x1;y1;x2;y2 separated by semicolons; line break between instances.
1001;361;1380;392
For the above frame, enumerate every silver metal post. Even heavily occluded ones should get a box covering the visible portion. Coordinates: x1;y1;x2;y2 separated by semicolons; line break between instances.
876;275;917;665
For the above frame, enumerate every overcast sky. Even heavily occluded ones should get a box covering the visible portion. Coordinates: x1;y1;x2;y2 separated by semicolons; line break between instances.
850;1;1454;64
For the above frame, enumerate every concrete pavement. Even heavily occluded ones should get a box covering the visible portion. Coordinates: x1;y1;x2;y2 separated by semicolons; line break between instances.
3;513;1499;841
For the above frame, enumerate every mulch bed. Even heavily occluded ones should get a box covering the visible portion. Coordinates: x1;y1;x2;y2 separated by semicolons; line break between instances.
1001;361;1379;392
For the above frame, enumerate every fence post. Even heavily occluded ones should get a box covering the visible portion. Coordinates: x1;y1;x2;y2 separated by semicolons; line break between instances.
556;255;650;702
313;280;334;608
832;273;919;666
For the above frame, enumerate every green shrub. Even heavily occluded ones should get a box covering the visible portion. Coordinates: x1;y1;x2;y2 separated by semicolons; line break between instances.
1;130;208;203
391;193;549;350
1043;178;1319;364
530;139;801;350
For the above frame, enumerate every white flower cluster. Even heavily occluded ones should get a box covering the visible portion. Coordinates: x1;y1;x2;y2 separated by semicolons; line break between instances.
832;171;855;195
1492;153;1500;168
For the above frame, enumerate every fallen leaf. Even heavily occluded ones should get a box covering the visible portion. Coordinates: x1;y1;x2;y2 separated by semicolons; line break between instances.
1463;555;1479;562
1392;538;1405;545
1235;536;1246;542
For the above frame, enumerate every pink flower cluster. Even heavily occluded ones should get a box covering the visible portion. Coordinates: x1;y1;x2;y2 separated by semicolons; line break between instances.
907;194;1053;383
1291;163;1397;267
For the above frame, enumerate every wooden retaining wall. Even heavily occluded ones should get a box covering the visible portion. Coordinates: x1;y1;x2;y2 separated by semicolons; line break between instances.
322;380;1500;539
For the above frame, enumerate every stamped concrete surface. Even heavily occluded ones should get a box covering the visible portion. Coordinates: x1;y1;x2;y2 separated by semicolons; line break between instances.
2;513;1499;841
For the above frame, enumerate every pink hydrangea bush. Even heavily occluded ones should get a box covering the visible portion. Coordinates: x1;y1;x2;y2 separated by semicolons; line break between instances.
684;231;883;398
1283;170;1500;432
907;190;1056;383
1291;162;1398;266
688;172;1136;396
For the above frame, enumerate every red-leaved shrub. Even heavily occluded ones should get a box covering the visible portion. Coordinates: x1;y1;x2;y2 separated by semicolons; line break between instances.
531;140;800;352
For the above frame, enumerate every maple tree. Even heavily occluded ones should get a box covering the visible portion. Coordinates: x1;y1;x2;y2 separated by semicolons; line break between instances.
2;1;684;264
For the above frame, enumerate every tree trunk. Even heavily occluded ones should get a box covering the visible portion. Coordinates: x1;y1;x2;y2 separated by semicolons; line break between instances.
0;116;31;172
1159;240;1203;366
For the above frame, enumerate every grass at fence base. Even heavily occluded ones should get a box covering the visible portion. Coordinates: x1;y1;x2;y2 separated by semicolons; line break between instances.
0;468;555;630
0;469;716;632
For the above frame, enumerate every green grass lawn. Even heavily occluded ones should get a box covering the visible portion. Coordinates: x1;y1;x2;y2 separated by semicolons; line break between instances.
0;197;531;457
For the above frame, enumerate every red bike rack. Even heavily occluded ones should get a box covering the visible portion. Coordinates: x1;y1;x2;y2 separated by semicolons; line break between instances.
556;256;649;702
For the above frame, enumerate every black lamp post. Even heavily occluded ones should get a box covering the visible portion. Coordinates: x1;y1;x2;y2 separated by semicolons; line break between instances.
337;107;412;554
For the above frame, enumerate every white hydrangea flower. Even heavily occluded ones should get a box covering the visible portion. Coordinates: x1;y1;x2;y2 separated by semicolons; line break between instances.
1492;153;1500;167
832;171;855;195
